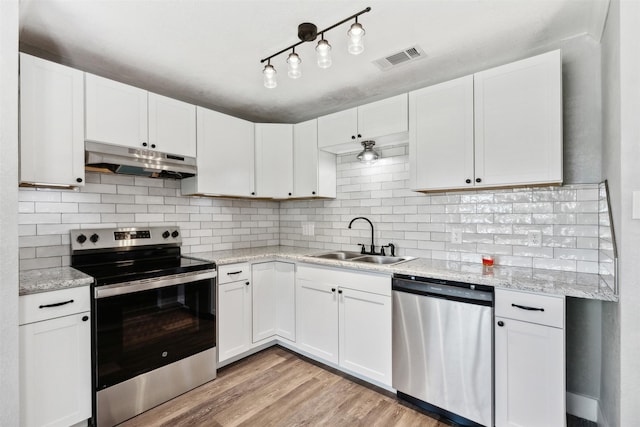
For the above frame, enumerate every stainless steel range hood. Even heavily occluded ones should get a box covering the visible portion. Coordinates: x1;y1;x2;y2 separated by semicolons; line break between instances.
85;141;197;179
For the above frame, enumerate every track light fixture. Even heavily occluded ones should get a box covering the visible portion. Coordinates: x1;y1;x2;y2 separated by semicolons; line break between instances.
260;7;371;88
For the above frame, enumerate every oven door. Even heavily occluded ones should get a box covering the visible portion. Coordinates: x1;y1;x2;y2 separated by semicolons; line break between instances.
94;271;216;390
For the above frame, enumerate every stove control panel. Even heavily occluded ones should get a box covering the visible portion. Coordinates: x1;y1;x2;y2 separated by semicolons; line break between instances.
70;227;182;251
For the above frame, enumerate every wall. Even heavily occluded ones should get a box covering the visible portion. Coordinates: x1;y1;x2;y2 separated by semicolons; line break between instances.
0;1;20;425
18;173;279;270
281;146;604;274
617;1;640;425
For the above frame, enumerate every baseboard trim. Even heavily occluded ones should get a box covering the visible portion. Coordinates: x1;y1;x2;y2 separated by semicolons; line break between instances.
566;392;598;422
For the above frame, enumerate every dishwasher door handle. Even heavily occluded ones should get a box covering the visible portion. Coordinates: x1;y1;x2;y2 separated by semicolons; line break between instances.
511;303;545;312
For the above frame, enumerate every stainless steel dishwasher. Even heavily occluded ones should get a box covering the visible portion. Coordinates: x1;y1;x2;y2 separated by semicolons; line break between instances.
392;274;494;427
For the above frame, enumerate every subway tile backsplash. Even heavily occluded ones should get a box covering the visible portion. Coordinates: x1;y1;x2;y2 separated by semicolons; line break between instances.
18;147;615;286
18;172;279;271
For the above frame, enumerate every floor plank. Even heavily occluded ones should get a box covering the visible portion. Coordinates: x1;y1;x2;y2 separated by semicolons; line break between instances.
119;346;447;427
119;346;594;427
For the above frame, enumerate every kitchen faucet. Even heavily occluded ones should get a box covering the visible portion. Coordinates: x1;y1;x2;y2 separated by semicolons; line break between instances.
348;216;377;255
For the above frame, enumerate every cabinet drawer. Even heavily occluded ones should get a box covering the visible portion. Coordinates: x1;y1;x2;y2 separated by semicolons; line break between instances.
495;288;564;328
218;263;250;284
19;286;90;325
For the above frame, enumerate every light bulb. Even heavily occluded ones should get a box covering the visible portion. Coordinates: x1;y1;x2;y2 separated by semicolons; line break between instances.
287;52;301;79
356;141;379;164
316;39;332;69
263;64;277;88
347;22;365;55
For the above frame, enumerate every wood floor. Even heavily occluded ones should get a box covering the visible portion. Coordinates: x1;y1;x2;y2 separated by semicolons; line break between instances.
119;346;452;427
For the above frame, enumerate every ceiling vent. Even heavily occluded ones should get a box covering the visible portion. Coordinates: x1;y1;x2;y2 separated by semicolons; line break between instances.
373;46;426;71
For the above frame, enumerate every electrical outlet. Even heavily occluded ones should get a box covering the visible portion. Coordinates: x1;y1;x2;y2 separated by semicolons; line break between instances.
450;228;462;244
302;222;315;237
528;230;542;247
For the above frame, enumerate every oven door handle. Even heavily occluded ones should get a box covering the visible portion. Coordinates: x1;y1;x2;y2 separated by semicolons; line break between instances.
95;270;217;299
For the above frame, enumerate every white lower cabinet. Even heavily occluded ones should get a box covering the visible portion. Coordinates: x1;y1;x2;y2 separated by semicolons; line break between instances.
218;263;252;363
296;264;392;386
252;261;295;342
19;287;91;427
494;289;566;427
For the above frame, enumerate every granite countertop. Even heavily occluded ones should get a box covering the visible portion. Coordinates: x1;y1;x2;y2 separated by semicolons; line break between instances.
194;246;618;302
19;267;94;296
19;246;617;301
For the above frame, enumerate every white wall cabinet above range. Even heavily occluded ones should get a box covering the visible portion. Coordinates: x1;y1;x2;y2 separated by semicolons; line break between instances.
181;107;255;197
494;288;565;427
317;93;408;154
85;73;196;157
19;286;91;427
295;264;392;387
19;53;85;187
410;50;563;192
293;119;336;198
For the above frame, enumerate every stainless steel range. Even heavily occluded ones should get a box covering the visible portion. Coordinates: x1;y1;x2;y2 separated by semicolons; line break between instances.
71;227;217;427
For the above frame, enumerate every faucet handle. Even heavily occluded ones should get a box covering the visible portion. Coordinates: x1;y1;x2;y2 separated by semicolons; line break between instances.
357;243;366;254
381;243;396;257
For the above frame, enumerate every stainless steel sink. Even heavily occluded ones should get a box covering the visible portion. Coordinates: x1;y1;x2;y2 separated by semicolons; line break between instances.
313;252;415;266
351;255;414;265
313;251;363;260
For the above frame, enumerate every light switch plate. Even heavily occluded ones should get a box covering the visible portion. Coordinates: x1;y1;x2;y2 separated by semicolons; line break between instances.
634;192;640;219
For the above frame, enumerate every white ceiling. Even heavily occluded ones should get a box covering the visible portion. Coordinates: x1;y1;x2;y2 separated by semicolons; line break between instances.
19;0;609;123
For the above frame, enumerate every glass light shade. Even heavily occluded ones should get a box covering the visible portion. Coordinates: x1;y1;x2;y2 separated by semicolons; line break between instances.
316;39;332;69
263;64;277;88
356;141;379;164
347;22;365;55
287;52;302;79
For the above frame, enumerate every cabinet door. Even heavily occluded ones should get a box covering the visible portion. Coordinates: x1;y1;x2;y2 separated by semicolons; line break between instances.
295;277;338;364
339;287;392;386
293;119;319;197
218;280;252;363
148;93;196;157
85;73;148;149
293;119;336;198
474;50;562;187
19;53;85;187
182;107;255;197
317;107;358;150
252;262;277;342
495;316;565;427
409;76;474;191
20;313;91;427
274;262;296;342
358;93;408;141
255;123;293;198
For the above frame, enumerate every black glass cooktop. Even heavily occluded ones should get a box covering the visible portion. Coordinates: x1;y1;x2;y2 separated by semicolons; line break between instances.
71;246;215;287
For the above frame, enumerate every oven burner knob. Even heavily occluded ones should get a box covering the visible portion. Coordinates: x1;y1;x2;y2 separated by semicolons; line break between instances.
171;230;179;238
90;233;100;243
76;234;87;244
162;230;170;239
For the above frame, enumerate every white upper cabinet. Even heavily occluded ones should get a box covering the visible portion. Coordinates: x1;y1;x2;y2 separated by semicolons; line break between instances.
293;119;336;198
409;75;475;191
85;73;148;149
410;50;562;192
318;94;408;153
181;107;255;197
474;50;562;187
19;53;85;187
148;93;196;157
255;123;294;199
85;73;196;157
